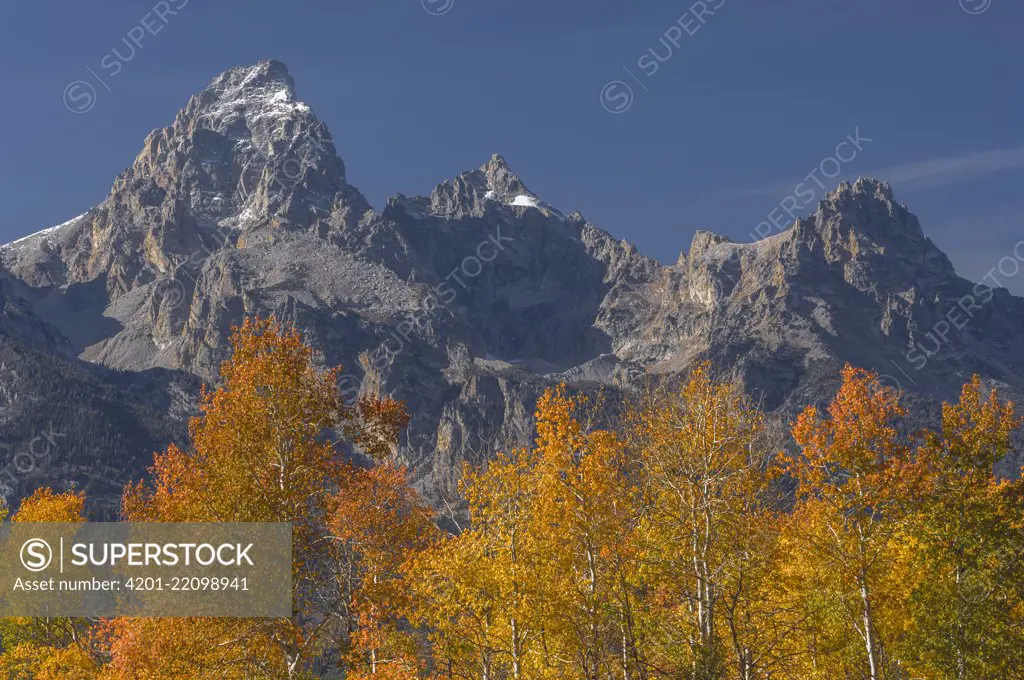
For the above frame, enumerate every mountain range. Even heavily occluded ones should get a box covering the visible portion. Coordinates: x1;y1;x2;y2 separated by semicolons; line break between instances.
2;59;1022;509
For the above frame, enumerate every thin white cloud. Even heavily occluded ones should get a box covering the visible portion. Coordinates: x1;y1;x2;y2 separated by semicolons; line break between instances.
865;147;1024;189
719;146;1024;200
717;186;781;199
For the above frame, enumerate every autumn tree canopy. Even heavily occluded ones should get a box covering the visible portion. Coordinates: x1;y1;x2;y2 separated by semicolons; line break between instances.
2;323;1020;680
106;316;411;679
0;488;97;680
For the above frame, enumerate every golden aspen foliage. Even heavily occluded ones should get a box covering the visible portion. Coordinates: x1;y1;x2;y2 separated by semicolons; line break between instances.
405;445;542;680
528;387;647;680
901;376;1024;680
328;462;438;679
103;316;410;679
0;489;99;679
780;365;925;680
12;487;86;523
625;364;778;679
4;345;1020;680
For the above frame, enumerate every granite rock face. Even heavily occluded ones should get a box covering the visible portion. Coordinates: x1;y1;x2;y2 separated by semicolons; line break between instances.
3;60;1023;503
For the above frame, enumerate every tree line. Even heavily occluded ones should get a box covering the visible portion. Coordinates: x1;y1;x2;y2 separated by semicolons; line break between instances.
1;317;1021;679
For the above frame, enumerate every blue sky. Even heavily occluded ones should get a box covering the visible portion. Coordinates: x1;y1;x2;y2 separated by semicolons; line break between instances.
3;0;1022;292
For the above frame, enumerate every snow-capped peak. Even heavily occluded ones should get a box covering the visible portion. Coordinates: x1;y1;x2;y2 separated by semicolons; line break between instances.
195;60;314;140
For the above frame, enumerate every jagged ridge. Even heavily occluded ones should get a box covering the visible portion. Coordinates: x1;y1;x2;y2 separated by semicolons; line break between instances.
2;60;1023;502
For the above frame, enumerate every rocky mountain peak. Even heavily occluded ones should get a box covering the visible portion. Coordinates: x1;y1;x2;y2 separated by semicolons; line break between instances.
4;61;1023;504
1;60;375;301
203;59;296;107
688;230;734;260
804;175;956;292
422;153;562;221
814;177;908;233
186;59;317;159
115;59;369;235
481;153;533;203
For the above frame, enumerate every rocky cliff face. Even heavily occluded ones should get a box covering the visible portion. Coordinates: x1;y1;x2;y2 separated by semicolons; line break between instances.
3;60;1023;504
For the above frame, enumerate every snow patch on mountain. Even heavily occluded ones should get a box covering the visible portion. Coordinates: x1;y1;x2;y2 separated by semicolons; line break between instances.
509;195;539;208
1;213;85;250
197;60;315;140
